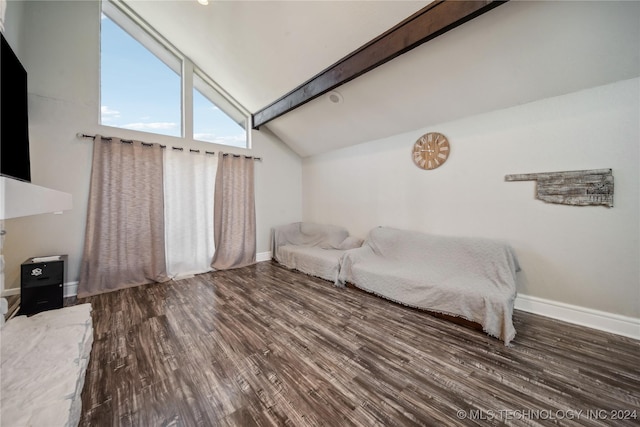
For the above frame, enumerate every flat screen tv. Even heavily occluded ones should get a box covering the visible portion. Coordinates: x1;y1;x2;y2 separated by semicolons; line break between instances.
1;32;31;183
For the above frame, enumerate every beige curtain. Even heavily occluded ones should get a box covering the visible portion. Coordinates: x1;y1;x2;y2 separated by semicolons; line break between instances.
210;153;256;270
78;136;168;298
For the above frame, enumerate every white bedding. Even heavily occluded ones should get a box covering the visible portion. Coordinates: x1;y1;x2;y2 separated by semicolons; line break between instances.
272;222;362;282
337;227;520;345
0;304;94;427
278;245;346;282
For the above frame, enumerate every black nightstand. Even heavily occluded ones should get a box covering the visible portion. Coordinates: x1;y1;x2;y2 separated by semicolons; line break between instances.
20;255;67;316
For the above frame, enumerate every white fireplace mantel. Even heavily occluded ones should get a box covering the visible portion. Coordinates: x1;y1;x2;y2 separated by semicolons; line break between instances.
0;177;72;220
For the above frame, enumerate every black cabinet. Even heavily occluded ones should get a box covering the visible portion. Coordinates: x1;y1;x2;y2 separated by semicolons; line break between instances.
20;255;67;315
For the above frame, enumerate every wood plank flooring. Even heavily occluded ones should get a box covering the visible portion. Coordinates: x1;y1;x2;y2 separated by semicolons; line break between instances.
78;261;640;426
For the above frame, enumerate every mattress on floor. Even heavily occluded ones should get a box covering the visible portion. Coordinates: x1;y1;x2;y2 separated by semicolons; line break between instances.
0;303;94;427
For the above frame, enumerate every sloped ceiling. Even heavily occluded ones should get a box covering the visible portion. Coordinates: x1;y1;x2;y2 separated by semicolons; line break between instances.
125;0;431;112
126;0;640;158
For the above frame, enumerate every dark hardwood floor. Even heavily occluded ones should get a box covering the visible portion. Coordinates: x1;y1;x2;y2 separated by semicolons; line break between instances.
78;261;640;426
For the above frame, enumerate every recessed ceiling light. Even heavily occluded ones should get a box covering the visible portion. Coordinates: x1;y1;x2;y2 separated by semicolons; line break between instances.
328;91;343;104
197;0;209;5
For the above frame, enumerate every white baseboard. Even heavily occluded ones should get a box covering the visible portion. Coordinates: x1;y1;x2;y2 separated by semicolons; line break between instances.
1;287;20;297
64;281;79;298
256;251;272;263
515;294;640;340
60;255;275;299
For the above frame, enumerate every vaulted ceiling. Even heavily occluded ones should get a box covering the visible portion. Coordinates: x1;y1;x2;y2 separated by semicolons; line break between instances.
126;0;640;157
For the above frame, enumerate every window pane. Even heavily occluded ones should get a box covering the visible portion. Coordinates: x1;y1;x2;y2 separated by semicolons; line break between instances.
100;14;181;137
193;73;246;148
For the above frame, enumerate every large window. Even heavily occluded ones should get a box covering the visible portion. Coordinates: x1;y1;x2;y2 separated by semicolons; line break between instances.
100;0;249;147
100;13;181;137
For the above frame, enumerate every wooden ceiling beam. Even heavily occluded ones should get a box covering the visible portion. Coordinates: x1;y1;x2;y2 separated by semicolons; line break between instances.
252;0;508;129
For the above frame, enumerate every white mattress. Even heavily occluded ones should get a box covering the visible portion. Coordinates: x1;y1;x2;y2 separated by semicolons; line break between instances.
0;303;94;427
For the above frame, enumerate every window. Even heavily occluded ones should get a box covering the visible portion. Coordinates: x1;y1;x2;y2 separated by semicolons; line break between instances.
193;70;246;148
100;13;181;137
100;0;250;147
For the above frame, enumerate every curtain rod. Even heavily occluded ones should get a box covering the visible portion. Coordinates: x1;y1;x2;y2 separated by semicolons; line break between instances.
76;133;262;161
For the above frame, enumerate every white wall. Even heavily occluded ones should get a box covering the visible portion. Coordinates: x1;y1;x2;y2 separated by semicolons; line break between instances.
303;78;639;318
2;0;302;291
0;0;24;51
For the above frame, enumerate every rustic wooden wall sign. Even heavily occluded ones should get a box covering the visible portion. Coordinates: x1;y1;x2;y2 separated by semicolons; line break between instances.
505;168;613;207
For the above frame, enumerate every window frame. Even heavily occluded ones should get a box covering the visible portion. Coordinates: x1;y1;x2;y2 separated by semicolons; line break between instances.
100;0;251;148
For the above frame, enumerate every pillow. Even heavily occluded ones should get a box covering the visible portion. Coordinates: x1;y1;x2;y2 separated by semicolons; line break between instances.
338;236;364;250
300;222;349;249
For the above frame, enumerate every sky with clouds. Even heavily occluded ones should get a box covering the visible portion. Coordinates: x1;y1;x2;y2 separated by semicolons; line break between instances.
100;14;245;148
